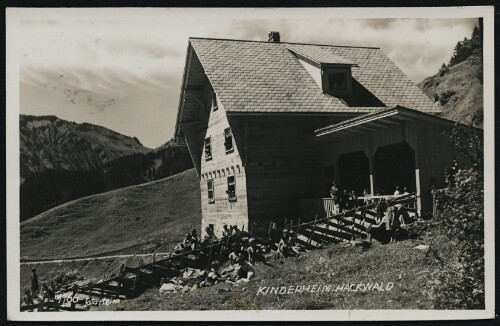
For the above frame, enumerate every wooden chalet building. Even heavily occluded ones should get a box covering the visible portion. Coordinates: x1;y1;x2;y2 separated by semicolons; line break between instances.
174;32;467;235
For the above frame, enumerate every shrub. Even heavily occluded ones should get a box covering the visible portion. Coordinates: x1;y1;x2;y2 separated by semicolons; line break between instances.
439;63;449;77
425;124;484;309
438;90;456;106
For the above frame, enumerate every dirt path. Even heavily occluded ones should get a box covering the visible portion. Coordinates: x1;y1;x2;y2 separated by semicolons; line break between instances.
20;251;174;265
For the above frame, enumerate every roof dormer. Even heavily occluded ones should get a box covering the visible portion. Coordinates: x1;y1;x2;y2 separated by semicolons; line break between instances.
287;45;357;97
321;64;353;96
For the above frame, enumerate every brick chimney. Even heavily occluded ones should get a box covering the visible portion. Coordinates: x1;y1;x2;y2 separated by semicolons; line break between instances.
268;31;280;43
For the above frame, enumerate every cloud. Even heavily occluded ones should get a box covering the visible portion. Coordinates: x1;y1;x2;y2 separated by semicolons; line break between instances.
361;18;398;30
19;16;478;147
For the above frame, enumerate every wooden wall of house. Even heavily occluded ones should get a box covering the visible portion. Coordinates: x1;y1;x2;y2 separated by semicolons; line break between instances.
229;115;341;227
199;95;249;237
415;120;468;214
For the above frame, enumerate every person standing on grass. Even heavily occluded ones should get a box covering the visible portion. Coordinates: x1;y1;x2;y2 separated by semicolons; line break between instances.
30;268;39;297
389;201;401;242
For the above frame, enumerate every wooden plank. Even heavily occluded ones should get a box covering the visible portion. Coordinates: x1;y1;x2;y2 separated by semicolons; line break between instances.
302;226;351;242
324;221;366;236
305;226;343;244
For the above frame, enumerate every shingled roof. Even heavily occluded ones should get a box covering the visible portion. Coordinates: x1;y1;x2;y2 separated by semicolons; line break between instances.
286;45;356;66
188;37;439;114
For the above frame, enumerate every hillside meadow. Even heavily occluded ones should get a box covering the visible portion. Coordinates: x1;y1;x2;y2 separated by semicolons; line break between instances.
95;232;455;311
20;168;201;261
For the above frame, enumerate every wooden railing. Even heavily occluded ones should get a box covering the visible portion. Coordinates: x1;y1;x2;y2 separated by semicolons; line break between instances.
300;193;418;220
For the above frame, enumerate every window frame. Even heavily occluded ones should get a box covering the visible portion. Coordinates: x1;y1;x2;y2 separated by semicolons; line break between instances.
321;65;352;96
204;137;212;161
207;179;215;203
226;176;237;202
224;128;234;154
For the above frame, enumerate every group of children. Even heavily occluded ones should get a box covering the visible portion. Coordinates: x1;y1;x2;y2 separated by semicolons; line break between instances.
22;268;56;311
329;182;360;214
165;225;263;290
366;198;415;244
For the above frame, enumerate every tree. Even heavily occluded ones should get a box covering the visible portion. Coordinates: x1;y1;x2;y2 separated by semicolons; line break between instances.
426;124;484;309
448;23;483;67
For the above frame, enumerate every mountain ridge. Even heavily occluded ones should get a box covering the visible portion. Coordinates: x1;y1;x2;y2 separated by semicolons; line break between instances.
19;114;193;220
417;23;483;128
20;114;150;183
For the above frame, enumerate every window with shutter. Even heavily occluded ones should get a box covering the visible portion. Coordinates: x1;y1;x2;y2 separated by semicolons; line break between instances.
224;128;233;153
204;137;212;160
207;180;215;203
226;176;236;202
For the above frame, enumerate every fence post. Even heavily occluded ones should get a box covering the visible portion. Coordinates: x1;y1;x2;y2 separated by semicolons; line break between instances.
351;207;359;241
152;252;156;275
308;215;317;245
118;264;124;297
133;259;142;297
100;274;105;297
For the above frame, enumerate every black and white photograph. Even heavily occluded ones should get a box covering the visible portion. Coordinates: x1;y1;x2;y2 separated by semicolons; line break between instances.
5;6;495;321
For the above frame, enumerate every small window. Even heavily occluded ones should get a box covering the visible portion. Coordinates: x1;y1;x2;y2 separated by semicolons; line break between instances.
207;180;215;203
212;92;218;111
328;72;348;91
224;128;233;153
226;176;236;202
322;66;352;96
205;137;212;160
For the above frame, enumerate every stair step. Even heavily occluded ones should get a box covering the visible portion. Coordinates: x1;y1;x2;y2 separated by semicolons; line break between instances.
324;221;367;235
297;228;332;245
314;223;357;240
295;234;322;248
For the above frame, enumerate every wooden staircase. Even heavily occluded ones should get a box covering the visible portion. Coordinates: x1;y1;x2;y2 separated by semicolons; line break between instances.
294;193;418;248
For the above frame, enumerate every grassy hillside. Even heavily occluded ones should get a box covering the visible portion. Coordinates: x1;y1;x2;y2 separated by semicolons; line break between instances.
418;50;483;127
96;232;455;311
20;168;201;261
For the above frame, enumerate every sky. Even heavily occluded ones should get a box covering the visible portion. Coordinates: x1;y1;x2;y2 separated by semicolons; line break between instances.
18;10;478;148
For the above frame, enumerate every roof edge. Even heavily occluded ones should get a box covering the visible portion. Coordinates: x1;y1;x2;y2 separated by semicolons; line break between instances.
188;36;381;50
174;41;193;141
286;45;358;67
315;105;476;136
